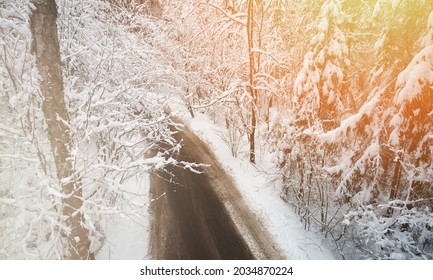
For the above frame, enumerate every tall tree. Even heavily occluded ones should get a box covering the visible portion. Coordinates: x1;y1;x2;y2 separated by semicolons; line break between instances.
294;0;349;131
30;0;92;259
246;0;257;163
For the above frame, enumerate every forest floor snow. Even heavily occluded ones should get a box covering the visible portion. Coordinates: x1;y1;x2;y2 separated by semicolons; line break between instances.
96;174;151;259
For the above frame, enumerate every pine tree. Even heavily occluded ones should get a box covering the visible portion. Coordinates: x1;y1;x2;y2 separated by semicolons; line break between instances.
294;0;349;131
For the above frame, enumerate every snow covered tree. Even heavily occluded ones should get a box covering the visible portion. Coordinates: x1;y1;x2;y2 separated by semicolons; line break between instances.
271;0;351;234
160;0;291;163
294;0;350;131
364;1;433;208
386;9;433;206
325;2;433;258
30;0;93;259
350;33;433;258
1;0;179;259
54;0;181;258
271;0;433;259
1;0;47;259
342;0;376;108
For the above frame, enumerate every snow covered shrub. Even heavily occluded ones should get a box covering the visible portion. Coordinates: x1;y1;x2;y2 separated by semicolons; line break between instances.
346;204;433;259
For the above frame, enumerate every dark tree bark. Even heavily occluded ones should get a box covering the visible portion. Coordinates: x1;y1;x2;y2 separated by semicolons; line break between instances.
30;0;93;259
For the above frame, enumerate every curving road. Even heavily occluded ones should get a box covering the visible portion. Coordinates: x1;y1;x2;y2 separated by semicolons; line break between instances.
149;121;282;260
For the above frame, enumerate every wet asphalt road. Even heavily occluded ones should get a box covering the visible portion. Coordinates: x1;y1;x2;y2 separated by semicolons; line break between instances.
149;126;254;260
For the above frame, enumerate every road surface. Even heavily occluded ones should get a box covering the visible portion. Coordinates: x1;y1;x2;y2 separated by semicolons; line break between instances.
149;121;282;260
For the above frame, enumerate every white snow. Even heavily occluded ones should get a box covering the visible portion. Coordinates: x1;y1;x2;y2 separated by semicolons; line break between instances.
335;142;380;197
391;0;399;10
318;18;329;33
318;96;380;143
328;38;344;58
96;174;150;259
429;11;433;29
372;1;381;18
395;45;433;105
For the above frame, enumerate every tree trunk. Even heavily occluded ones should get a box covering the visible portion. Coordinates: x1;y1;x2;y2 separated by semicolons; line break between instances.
387;152;402;216
247;0;256;164
266;97;272;130
30;0;93;260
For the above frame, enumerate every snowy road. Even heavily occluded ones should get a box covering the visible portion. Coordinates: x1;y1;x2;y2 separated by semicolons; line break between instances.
149;121;282;260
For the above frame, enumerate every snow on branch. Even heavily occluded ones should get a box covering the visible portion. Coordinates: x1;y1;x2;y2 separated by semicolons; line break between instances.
0;154;39;163
191;80;240;109
394;45;433;105
199;1;247;26
317;96;380;143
